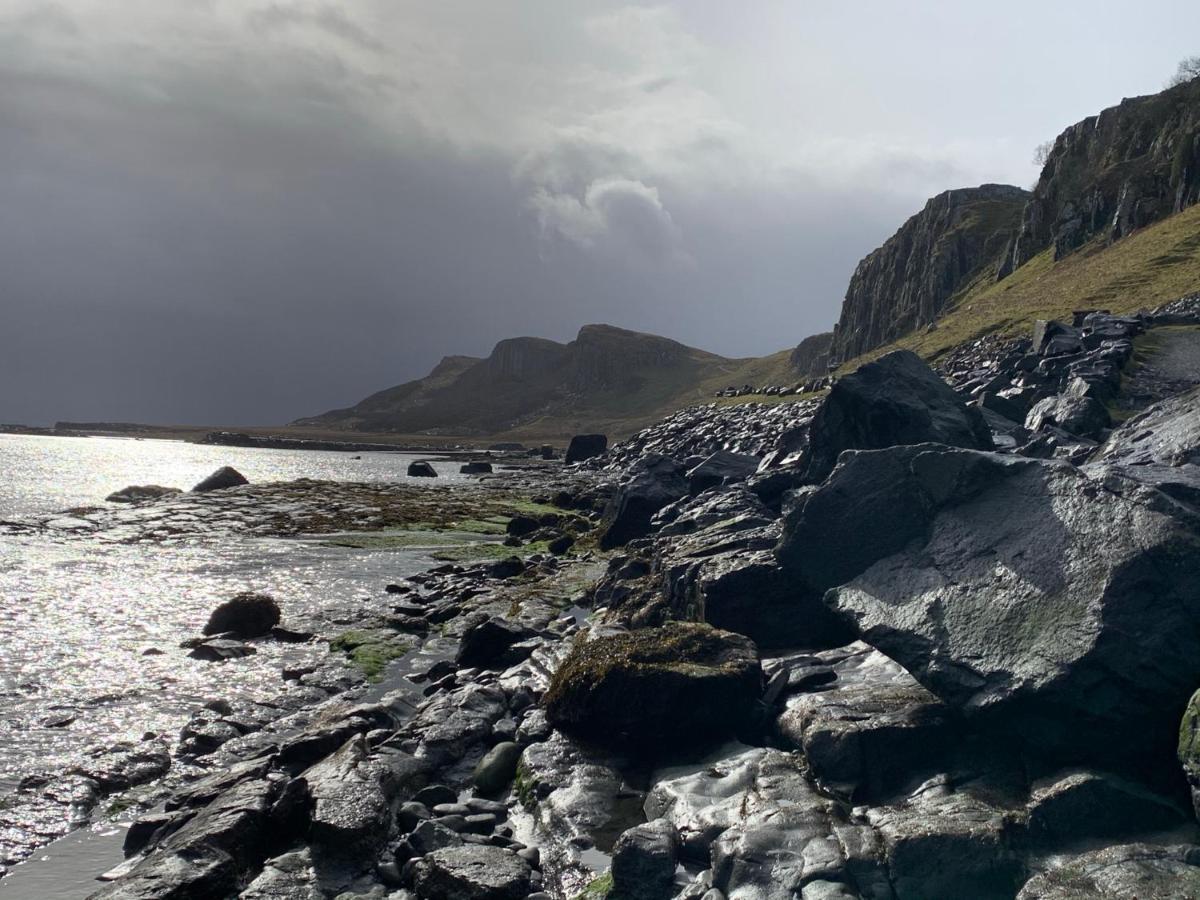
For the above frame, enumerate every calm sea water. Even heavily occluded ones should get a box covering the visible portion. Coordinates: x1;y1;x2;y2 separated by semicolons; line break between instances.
0;434;474;881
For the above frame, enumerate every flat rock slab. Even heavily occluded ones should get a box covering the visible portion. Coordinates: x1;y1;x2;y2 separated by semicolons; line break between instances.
409;844;532;900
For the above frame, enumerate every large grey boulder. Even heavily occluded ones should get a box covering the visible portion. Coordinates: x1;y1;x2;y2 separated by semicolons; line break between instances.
798;349;992;484
788;443;1200;766
611;818;680;900
565;433;608;464
685;450;760;494
599;454;688;549
1024;376;1111;438
408;845;532;900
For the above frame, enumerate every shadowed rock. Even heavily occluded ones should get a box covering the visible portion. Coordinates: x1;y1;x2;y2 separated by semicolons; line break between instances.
565;433;608;464
191;466;248;493
202;593;281;638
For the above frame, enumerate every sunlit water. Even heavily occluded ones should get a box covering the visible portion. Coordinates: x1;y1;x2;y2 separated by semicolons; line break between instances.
0;434;479;875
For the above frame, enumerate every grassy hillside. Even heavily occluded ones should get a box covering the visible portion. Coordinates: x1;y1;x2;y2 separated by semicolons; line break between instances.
835;202;1200;373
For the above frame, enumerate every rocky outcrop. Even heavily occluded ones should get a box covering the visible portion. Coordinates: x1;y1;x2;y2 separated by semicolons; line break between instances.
191;466;248;493
829;184;1029;364
1005;77;1200;272
789;331;834;377
565;433;607;464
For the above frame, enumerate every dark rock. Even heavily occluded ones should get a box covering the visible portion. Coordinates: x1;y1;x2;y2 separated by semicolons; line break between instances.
105;485;181;503
543;622;761;752
1024;377;1111;438
408;845;533;900
1016;843;1200;899
599;454;688;549
89;843;237;899
505;516;538;537
191;466;248;493
1027;770;1187;843
611;818;679;900
460;461;494;474
1181;688;1200;820
794;443;1200;767
546;534;575;555
186;639;257;662
407;461;438;477
414;785;458;808
202;592;280;638
685;450;760;495
472;742;521;795
456;617;538;669
565;433;608;464
798;350;993;484
489;556;525;579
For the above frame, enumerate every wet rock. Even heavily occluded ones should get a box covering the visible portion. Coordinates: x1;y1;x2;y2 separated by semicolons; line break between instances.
1016;843;1200;899
405;683;508;768
407;461;438;478
302;734;428;854
460;461;494;474
71;742;171;793
544;622;761;752
565;434;608;464
473;742;521;795
202;592;281;638
187;638;257;662
239;848;324;899
773;642;954;800
89;843;237;899
599;454;688;549
456;616;539;670
798;349;993;484
408;845;532;899
105;484;181;503
1027;769;1187;843
1024;377;1111;438
611;818;679;900
191;466;248;493
798;444;1200;766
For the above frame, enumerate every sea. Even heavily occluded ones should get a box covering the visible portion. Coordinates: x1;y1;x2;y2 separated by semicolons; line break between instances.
0;432;471;896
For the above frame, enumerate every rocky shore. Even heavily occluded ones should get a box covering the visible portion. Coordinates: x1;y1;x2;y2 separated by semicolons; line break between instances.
9;296;1200;899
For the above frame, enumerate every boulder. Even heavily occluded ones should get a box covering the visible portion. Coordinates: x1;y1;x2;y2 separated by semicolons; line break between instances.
105;485;181;503
88;843;237;899
565;433;608;464
407;461;438;477
547;534;575;555
798;349;993;484
472;742;521;795
1024;377;1111;438
1181;688;1200;820
505;515;539;537
599;454;688;549
611;818;679;900
783;443;1200;767
186;639;256;662
489;556;525;579
460;461;493;474
685;450;760;495
202;592;280;638
456;617;539;669
191;466;248;493
408;845;532;900
1016;843;1200;899
543;622;761;752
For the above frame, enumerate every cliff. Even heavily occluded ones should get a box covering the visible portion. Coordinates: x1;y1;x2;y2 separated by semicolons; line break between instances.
789;332;833;377
1004;76;1200;274
828;184;1029;365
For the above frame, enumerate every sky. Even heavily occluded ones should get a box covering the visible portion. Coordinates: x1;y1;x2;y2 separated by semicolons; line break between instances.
3;1;1199;425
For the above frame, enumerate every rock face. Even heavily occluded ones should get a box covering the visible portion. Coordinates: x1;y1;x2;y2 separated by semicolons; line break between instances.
789;331;834;377
1180;689;1200;819
543;623;761;752
565;433;608;464
202;593;281;638
191;466;248;493
598;454;688;549
782;442;1200;767
1005;76;1200;273
797;349;993;484
829;184;1029;364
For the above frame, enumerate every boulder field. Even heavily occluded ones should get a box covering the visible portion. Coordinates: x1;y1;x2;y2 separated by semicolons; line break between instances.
90;298;1200;899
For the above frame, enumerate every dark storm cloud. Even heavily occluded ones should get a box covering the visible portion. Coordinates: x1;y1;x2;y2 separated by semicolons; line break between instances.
4;1;1198;425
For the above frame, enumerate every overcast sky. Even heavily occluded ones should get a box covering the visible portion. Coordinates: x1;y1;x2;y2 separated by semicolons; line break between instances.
3;1;1199;425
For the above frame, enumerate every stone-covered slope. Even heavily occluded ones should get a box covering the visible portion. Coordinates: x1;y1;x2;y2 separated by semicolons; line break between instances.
297;324;737;436
829;184;1029;365
1005;76;1200;273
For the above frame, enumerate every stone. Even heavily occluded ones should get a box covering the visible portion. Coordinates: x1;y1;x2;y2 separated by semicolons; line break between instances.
565;433;608;464
685;450;760;495
611;818;679;900
472;742;521;795
202;592;281;638
1024;377;1111;438
456;617;538;670
543;623;761;752
787;443;1200;767
547;534;575;555
191;466;248;492
1016;843;1200;899
506;515;539;537
105;484;181;503
460;461;493;474
408;845;533;900
599;454;688;549
407;461;438;477
1026;770;1187;843
1181;688;1200;820
88;843;237;899
798;349;993;484
489;556;525;578
186;638;257;662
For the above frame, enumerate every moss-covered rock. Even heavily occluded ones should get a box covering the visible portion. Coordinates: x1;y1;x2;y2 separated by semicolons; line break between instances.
543;623;761;753
1180;688;1200;820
